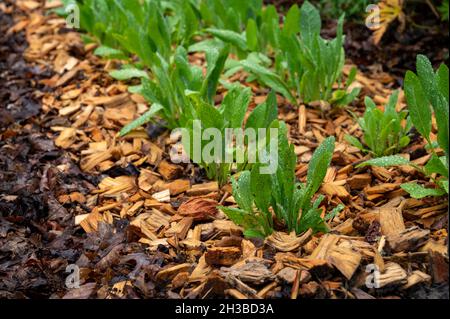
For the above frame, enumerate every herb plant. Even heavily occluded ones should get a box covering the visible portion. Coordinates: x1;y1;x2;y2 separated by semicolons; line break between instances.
220;122;342;238
240;1;360;105
181;88;278;187
358;55;449;198
118;45;229;133
345;90;412;157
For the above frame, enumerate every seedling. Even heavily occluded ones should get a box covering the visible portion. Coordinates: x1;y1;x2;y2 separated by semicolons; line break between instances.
118;45;229;133
179;88;278;187
220;122;343;238
358;55;449;198
241;1;360;106
345;90;412;157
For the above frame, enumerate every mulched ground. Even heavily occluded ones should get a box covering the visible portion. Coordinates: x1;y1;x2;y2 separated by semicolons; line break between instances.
0;0;448;299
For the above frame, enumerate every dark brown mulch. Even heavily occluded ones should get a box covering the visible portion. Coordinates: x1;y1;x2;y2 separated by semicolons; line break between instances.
0;3;174;299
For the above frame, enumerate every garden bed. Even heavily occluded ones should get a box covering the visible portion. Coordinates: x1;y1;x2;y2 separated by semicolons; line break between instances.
0;0;448;299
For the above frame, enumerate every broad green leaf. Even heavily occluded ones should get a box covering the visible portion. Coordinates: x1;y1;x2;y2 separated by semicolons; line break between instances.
231;171;253;213
416;54;439;105
243;229;266;239
205;28;248;52
300;1;321;46
357;155;411;168
109;68;149;80
441;180;449;193
119;103;163;136
346;66;357;88
298;207;327;234
201;45;229;104
188;38;223;53
245;91;278;130
221;86;251;128
250;164;272;215
437;63;449;102
345;135;365;151
195;100;224;130
94;45;127;59
219;207;258;231
415;55;449;156
241;59;295;103
404;71;432;141
305;136;335;197
246;19;258;52
283;4;300;36
425;155;449;178
401;182;446;199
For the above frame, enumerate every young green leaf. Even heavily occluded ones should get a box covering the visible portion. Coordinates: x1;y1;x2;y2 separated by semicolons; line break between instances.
205;28;248;52
404;71;432;141
357;155;411;168
401;182;447;199
240;59;296;103
305;136;335;197
424;154;449;178
119;103;163;137
109;68;149;80
94;45;127;59
300;1;321;46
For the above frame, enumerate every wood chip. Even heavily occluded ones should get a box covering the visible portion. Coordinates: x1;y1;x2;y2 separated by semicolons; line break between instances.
379;207;405;236
385;226;430;253
205;247;242;266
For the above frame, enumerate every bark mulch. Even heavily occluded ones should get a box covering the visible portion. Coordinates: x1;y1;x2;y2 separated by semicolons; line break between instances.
0;0;448;299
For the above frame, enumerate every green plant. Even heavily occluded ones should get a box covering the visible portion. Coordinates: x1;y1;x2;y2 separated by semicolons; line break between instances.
240;1;360;106
345;90;412;157
118;44;229;133
180;88;278;187
438;0;449;21
198;0;263;32
71;0;174;62
220;123;342;238
315;0;372;20
358;55;449;198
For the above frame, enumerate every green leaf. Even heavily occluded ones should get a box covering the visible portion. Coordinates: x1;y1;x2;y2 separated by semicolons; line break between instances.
221;86;251;128
231;171;253;212
245;91;278;130
357;155;411;168
241;59;296;103
283;4;300;36
205;28;248;52
300;1;321;46
201;45;229;104
416;55;449;157
219;207;261;235
195;100;224;130
325;204;345;221
425;155;449;178
346;66;357;88
109;68;149;80
246;19;258;52
441;180;449;193
401;182;446;199
416;54;439;105
250;164;272;215
305;137;335;198
119;103;163;137
437;63;449;103
345;135;364;151
94;45;127;59
404;71;432;141
188;38;223;53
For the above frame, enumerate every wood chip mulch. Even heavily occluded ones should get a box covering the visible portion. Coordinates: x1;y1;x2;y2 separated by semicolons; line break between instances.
0;0;448;299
